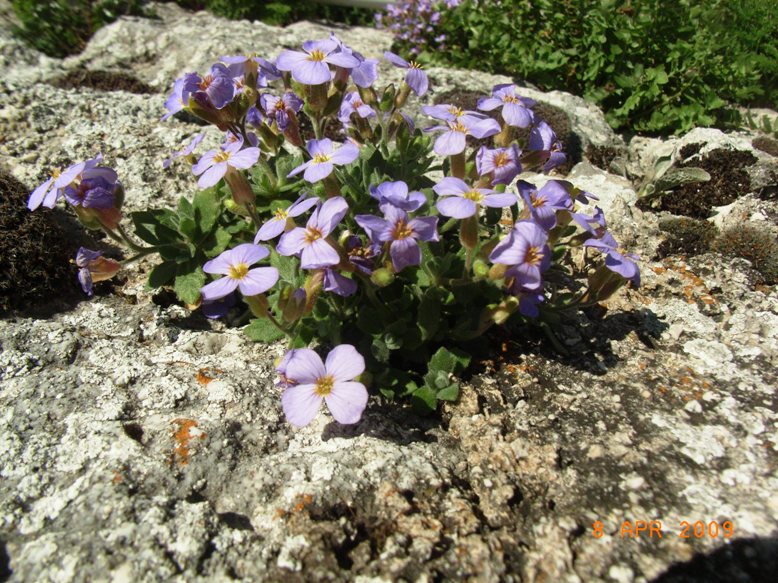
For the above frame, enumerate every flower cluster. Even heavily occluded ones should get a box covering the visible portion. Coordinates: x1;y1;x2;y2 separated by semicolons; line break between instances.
376;0;462;56
26;32;640;429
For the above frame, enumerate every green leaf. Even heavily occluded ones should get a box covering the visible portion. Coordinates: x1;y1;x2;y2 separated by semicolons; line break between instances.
270;250;301;286
193;187;221;233
244;318;285;343
371;337;391;363
131;210;180;245
429;346;471;374
437;383;460;402
148;261;178;288
174;268;206;305
411;385;437;412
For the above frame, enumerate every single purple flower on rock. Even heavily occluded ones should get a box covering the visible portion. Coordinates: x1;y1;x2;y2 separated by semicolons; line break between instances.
75;247;120;297
584;233;641;286
277;196;348;269
323;269;357;297
280;344;368;427
288;139;359;183
28;155;103;211
184;63;235;110
427;116;501;156
200;243;279;301
261;92;304;131
477;84;535;128
476;145;522;186
276;39;360;85
529;121;567;172
433;177;516;219
338;92;376;124
490;221;551;291
518;180;572;231
369;180;425;212
192;141;260;189
163;133;204;170
355;205;438;272
254;194;320;242
384;51;428;96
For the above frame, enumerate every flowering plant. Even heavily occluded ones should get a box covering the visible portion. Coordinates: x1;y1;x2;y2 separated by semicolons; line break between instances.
26;35;639;427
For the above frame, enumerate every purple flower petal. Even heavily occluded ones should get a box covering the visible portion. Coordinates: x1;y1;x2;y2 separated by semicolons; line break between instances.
316;197;349;236
482;193;518;208
198;163;227;189
255;217;287;242
502;102;533;128
433;130;466;156
325;344;365;382
355;214;389;242
277;227;307;256
405;68;428;96
436;196;477;219
237;266;279;296
468;118;501;139
323;269;357;297
384;51;409;68
304;160;334;182
27;177;54;211
293;60;333;85
285;349;327;384
325;381;368;424
275;49;310;71
230;243;269;266
201;276;239;301
288;195;320;217
301;238;340;269
476;96;502;111
329;142;359;165
433;177;468;196
390;237;421;271
408;216;439;242
325;51;361;69
229;147;260;169
281;384;323;427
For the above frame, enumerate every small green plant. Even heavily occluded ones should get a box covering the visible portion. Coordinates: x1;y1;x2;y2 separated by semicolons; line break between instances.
182;0;373;27
638;150;711;208
10;0;145;57
713;225;778;284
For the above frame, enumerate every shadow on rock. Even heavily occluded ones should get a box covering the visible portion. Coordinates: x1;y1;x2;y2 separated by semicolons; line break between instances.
321;401;440;445
652;536;778;583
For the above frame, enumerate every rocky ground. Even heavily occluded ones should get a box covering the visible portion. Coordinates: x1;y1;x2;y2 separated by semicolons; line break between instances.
1;2;777;582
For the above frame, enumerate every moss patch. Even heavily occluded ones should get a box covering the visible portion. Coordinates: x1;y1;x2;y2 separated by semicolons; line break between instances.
646;146;757;218
656;217;719;259
0;169;98;317
50;70;156;94
713;224;778;284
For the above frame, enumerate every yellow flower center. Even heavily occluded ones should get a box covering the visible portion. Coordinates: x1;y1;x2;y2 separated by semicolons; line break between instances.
312;153;332;164
525;246;544;266
392;220;414;240
275;100;286;111
314;375;335;396
493;152;510;167
452;121;468;134
304;227;323;243
51;168;61;179
213;151;231;163
274;209;289;220
353;99;364;108
530;193;546;208
463;189;484;203
448;106;464;117
409;61;422;69
503;94;519;104
199;74;213;91
228;262;249;280
308;49;327;62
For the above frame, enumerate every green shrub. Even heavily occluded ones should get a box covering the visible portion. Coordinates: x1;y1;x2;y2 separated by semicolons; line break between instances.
11;0;146;58
409;0;777;136
180;0;373;27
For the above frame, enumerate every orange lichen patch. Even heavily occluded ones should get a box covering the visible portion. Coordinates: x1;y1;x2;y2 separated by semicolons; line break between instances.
274;493;314;520
196;367;223;385
171;418;206;466
112;471;123;485
661;258;717;306
652;266;667;275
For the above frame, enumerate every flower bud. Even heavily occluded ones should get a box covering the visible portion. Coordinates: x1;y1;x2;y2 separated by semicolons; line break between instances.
244;294;269;318
224;198;251;217
459;216;479;250
394;82;411;109
303;270;324;313
371;267;395;287
306;82;329;112
224;167;255;207
282;288;307;323
489;296;520;325
473;259;490;278
488;263;508;280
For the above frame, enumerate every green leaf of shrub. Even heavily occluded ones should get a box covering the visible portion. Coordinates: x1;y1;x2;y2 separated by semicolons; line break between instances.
244;318;285;343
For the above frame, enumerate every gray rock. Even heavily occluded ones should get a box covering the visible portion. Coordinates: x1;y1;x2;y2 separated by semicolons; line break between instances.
1;3;777;583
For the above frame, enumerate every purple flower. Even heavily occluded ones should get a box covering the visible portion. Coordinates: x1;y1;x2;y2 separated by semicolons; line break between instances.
490;221;551;291
323;269;357;297
222;130;259;150
338;92;376;124
477;84;535;128
584;233;641;286
510;288;545;318
261;92;304;131
384;51;428;96
280;344;368;427
276;40;360;85
163;133;204;170
192;141;260;189
345;236;380;275
254;195;320;242
200;244;279;301
433;177;516;219
571;207;607;238
369;180;425;212
518;180;572;231
28;155;103;211
183;64;235;110
529;121;566;172
476;145;522;186
246;106;264;128
355;205;438;272
75;247;120;297
288;139;359;183
427;117;501;156
63;167;119;209
329;33;379;88
220;54;279;85
277;197;348;269
162;77;188;121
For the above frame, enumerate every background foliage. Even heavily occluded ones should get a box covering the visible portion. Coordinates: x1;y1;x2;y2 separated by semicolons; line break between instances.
402;0;777;135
